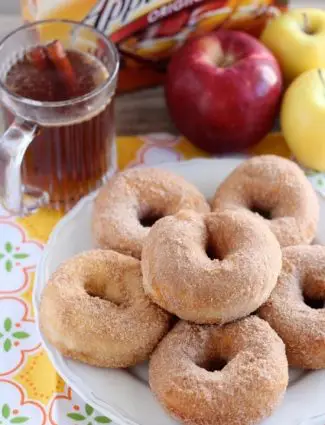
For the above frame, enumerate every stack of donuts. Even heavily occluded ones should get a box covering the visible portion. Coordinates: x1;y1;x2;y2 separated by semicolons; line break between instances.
39;155;324;425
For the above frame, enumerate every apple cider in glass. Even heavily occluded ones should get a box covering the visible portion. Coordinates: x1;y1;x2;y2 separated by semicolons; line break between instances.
0;20;119;215
4;45;114;211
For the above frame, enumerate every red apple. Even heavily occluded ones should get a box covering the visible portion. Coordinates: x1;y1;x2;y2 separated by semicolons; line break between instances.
165;30;283;153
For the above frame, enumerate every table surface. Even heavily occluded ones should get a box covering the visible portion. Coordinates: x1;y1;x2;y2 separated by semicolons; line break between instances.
0;0;321;135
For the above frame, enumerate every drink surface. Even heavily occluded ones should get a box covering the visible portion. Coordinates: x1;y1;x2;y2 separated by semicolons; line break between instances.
5;48;107;103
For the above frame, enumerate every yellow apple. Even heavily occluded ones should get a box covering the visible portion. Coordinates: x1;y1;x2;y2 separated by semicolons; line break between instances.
281;68;325;171
261;8;325;82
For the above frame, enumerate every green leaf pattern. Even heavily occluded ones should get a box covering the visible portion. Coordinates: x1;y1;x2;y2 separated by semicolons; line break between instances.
94;417;111;424
67;413;86;421
2;404;10;419
0;241;30;274
85;405;94;416
10;418;29;423
4;339;12;352
4;319;12;332
67;403;111;424
5;242;13;253
0;404;29;423
12;332;29;340
5;260;12;273
13;254;29;260
0;318;30;353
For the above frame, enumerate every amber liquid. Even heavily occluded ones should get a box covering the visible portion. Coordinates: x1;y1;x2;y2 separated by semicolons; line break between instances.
4;49;115;210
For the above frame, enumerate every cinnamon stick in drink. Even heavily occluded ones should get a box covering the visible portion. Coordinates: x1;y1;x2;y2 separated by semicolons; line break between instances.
46;40;78;96
27;46;51;71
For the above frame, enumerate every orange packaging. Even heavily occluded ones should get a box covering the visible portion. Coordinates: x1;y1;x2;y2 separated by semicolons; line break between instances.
21;0;288;92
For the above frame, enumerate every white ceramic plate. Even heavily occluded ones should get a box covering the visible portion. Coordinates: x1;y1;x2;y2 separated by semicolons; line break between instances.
34;157;325;425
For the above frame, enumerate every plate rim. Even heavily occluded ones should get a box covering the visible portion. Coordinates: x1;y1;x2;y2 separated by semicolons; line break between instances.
33;156;325;425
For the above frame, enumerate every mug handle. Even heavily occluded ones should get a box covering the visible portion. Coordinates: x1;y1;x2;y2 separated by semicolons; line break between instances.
0;119;49;216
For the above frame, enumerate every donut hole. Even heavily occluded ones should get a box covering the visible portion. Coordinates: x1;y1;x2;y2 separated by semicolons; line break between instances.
84;278;126;306
250;204;272;220
205;235;223;261
303;293;324;309
197;357;227;372
139;212;163;228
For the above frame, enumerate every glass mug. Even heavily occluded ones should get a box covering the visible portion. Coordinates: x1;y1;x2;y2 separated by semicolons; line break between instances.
0;20;119;215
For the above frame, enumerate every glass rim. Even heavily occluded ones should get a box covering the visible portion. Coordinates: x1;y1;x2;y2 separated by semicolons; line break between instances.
0;18;120;108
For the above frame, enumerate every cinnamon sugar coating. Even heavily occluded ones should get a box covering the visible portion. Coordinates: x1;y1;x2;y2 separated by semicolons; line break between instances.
92;168;210;259
212;155;319;247
149;317;288;425
142;209;282;324
39;250;171;368
259;245;325;369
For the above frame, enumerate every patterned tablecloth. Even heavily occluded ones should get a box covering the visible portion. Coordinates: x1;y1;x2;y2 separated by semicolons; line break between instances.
0;132;324;425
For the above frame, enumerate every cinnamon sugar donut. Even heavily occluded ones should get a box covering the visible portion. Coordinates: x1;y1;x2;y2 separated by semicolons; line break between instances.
212;155;319;247
39;250;171;367
142;209;282;324
259;245;325;369
93;168;210;259
149;316;288;425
